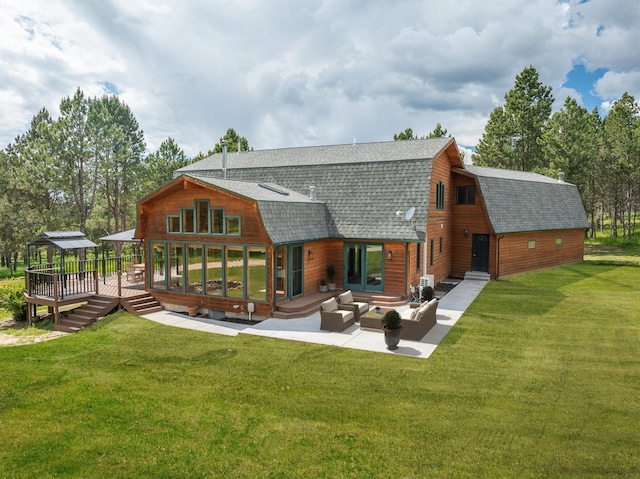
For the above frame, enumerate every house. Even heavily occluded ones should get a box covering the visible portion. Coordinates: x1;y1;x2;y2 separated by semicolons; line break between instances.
135;137;589;319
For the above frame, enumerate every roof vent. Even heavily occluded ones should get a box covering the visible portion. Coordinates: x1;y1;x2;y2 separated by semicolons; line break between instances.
558;171;565;183
259;183;289;196
309;186;316;201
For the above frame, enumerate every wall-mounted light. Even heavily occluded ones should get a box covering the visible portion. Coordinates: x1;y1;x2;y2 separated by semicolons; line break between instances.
387;250;392;260
308;250;314;260
464;228;469;237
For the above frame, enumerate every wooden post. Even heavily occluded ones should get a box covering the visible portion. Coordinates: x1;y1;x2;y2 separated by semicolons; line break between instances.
53;275;60;325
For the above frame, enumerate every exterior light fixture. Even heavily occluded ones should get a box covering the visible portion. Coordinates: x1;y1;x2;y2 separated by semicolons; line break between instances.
387;250;392;260
464;228;469;237
308;250;314;260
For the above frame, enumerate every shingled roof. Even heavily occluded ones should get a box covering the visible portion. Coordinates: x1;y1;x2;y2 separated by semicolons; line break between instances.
462;165;590;234
178;139;455;242
187;175;338;244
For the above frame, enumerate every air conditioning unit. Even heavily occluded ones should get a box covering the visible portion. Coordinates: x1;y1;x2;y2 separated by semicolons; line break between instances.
420;275;434;289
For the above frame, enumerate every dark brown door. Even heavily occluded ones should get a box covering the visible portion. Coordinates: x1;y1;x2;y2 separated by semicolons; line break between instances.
472;234;489;272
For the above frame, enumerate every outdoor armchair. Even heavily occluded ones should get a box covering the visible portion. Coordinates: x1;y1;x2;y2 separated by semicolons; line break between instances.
337;290;369;321
320;297;356;332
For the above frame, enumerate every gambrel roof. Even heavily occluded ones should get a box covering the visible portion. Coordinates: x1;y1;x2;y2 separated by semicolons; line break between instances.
461;165;591;234
175;139;589;242
178;138;458;242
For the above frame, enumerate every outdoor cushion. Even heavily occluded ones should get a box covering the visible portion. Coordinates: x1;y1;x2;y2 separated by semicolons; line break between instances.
321;297;339;312
338;291;354;304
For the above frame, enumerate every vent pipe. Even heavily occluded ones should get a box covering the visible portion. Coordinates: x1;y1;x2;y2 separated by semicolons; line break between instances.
309;186;316;201
222;139;228;179
558;171;565;183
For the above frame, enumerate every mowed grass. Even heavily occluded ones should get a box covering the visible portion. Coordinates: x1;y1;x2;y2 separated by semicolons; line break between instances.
1;264;639;478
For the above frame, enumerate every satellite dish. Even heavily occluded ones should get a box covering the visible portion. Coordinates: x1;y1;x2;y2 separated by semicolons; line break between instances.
404;206;416;221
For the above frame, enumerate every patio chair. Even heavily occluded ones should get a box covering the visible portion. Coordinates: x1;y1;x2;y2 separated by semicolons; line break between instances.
337;290;369;321
320;297;355;332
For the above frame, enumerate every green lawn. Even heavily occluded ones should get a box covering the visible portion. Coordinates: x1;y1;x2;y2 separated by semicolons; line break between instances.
1;263;639;477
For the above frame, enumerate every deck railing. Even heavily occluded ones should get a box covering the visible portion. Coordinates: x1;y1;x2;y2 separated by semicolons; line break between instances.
26;254;144;300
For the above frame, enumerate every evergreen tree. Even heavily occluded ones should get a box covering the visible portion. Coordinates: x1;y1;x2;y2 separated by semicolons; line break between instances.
475;65;554;171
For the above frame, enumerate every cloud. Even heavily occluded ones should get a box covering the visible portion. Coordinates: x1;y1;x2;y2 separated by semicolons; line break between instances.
1;0;640;156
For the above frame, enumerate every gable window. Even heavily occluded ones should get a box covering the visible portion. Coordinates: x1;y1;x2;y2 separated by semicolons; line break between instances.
182;208;194;233
456;185;476;205
436;181;445;210
168;216;180;233
211;208;224;234
196;200;209;234
165;201;241;236
226;216;241;235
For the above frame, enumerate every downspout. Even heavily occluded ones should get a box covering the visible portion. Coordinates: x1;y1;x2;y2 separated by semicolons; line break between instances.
404;242;409;299
496;234;504;280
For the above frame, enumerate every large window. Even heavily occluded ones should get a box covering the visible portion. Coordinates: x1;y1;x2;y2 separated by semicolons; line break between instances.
150;242;268;302
247;247;267;301
456;185;475;205
226;246;245;299
187;245;203;293
150;242;166;288
206;246;223;296
436;181;445;210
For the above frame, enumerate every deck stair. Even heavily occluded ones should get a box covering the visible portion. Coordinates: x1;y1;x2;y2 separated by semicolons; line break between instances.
273;290;405;319
54;295;119;333
121;292;163;316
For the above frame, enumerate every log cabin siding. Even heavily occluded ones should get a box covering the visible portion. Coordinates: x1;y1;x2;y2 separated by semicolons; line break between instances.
497;229;585;278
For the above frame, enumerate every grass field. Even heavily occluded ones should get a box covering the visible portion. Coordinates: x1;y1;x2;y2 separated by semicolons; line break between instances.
1;262;638;477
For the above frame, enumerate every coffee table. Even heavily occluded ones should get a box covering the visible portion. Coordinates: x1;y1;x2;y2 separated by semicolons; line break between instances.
360;307;394;330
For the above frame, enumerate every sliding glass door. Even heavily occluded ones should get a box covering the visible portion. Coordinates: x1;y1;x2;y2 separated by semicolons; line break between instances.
344;243;384;292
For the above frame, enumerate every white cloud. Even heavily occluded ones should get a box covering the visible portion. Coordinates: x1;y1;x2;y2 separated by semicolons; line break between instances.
1;0;640;156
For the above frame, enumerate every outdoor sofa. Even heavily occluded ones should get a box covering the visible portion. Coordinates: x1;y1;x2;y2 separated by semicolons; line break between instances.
399;298;438;340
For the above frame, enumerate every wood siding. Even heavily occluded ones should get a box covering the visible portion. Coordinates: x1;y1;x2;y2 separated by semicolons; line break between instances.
451;173;494;278
497;229;585;278
425;150;457;285
139;178;275;316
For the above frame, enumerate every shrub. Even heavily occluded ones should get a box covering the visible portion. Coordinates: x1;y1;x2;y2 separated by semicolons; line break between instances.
382;309;401;330
421;285;435;302
0;279;27;321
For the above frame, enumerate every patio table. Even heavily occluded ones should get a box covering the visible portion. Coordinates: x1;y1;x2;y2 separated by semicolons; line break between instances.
359;306;394;330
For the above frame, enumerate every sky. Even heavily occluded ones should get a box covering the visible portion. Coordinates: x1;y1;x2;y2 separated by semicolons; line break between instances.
1;0;639;158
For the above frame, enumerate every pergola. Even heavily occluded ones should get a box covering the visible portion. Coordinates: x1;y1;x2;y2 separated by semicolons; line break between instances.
26;231;98;270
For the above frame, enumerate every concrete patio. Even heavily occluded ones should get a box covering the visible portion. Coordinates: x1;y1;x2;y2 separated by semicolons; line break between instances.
141;278;488;359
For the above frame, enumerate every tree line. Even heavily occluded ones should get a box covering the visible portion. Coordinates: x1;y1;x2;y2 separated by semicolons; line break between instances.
0;87;249;271
397;66;640;240
3;68;638;270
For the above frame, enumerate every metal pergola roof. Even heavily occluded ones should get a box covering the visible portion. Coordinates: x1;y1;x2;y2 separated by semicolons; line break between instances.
99;229;140;243
27;231;98;250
